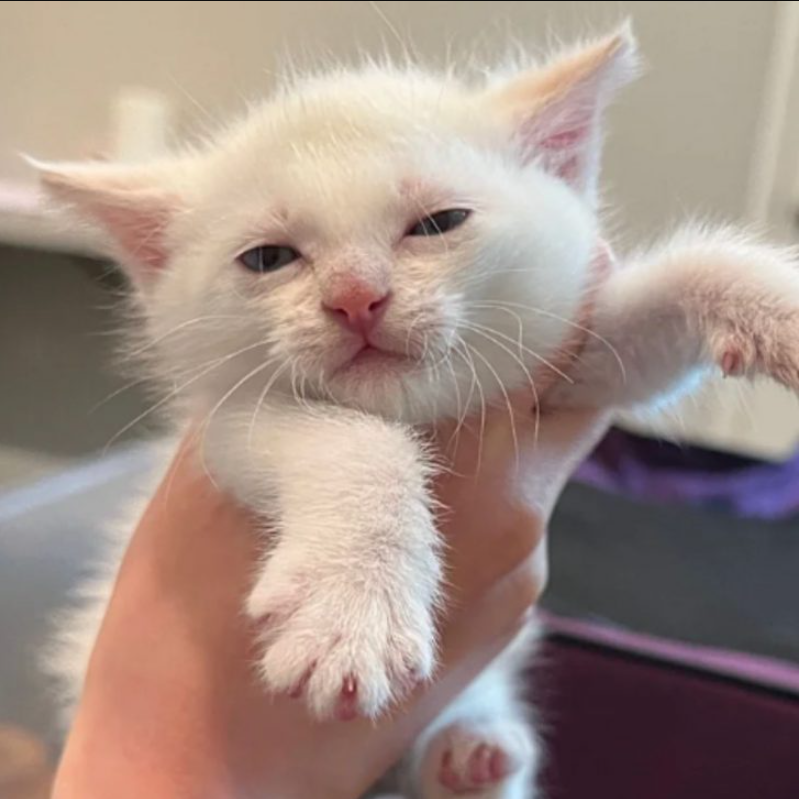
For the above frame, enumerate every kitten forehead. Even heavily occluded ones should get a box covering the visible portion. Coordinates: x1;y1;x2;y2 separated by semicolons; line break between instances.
194;70;494;240
267;69;474;141
209;67;487;182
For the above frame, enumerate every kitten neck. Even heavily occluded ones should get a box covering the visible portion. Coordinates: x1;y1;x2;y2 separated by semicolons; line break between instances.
538;239;616;398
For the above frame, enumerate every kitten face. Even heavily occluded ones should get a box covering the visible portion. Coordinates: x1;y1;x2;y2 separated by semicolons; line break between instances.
41;31;636;423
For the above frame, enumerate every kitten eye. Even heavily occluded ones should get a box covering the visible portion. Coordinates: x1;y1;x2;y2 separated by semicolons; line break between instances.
407;208;471;237
239;245;301;273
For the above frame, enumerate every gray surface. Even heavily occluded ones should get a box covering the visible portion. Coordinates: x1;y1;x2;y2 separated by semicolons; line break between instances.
0;442;157;747
0;245;153;459
545;483;799;664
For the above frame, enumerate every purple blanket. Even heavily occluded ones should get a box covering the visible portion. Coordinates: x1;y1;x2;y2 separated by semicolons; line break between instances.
576;428;799;520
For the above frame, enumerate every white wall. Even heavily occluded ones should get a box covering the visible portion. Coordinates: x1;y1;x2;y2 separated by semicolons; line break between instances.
0;1;777;236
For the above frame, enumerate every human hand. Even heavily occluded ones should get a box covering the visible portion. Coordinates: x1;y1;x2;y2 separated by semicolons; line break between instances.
53;405;608;799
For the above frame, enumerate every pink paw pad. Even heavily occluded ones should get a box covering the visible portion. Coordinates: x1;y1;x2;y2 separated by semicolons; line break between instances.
438;742;511;794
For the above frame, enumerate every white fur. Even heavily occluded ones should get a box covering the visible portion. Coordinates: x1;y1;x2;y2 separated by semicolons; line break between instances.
39;25;799;799
550;225;799;412
211;405;442;718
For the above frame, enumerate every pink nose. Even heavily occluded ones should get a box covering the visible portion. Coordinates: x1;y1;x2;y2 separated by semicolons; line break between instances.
324;284;391;334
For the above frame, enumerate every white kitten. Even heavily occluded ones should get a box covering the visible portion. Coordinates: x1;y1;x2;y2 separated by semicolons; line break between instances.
39;25;799;798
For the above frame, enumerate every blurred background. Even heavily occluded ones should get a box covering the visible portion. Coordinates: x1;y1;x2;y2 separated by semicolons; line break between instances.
1;2;799;796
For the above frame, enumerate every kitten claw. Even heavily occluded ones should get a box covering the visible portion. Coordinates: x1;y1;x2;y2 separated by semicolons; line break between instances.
288;664;315;699
248;557;437;720
721;349;744;377
337;676;359;720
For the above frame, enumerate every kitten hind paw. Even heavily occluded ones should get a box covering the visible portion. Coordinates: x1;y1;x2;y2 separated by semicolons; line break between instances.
420;720;535;798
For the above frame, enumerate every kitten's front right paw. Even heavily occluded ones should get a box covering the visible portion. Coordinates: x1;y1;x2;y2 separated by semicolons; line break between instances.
246;559;438;720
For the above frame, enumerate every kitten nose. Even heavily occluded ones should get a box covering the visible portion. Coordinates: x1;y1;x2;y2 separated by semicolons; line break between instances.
324;284;391;334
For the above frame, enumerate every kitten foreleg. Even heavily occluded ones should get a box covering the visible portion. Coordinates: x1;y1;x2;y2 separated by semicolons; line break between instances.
549;227;799;410
209;404;442;720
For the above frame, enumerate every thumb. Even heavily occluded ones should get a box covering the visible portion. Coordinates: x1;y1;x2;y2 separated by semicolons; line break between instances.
512;404;611;516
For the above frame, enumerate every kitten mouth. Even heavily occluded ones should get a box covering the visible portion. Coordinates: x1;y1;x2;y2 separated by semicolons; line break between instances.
333;343;412;376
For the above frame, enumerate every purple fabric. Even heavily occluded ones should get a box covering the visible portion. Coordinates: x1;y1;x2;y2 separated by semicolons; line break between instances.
537;619;799;798
575;428;799;520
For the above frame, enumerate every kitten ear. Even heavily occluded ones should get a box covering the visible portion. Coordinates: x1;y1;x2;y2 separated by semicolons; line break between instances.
486;25;639;200
34;159;181;283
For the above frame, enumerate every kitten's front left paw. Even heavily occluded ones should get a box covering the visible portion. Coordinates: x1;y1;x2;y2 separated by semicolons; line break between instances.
246;558;438;720
714;314;799;392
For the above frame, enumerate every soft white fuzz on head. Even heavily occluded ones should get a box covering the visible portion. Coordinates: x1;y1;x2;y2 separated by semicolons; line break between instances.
38;28;638;425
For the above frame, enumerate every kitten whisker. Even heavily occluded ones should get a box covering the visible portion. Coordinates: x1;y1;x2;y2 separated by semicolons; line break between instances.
467;340;521;472
89;376;150;414
404;311;426;359
444;351;464;457
451;334;487;470
127;314;245;359
290;359;317;414
465;317;574;385
459;322;541;446
297;369;313;413
448;340;478;455
289;360;301;407
417;337;456;376
468;300;627;383
198;357;283;487
247;357;294;449
102;338;272;454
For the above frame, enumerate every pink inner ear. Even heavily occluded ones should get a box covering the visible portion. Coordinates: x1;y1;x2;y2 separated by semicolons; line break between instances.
538;126;589;151
92;200;170;273
537;124;591;185
555;154;581;185
511;62;610;191
519;108;594;187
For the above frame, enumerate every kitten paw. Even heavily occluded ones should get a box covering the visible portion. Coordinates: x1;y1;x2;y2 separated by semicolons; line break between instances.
421;720;535;798
246;560;437;720
714;315;799;391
